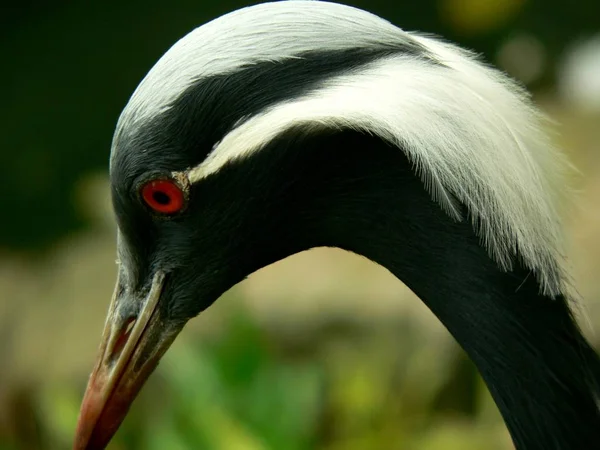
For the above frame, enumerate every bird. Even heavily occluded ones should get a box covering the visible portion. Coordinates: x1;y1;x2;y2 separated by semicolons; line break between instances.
72;1;600;449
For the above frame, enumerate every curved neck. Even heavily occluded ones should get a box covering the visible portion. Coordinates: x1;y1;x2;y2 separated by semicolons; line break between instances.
261;129;600;449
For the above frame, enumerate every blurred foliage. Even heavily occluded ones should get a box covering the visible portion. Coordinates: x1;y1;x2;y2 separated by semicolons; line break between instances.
0;307;512;450
1;1;599;450
2;0;600;249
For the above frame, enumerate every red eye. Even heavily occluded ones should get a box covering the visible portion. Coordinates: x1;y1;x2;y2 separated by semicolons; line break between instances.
140;179;185;214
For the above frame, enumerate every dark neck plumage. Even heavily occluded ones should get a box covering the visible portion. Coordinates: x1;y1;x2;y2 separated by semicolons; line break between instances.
248;128;600;449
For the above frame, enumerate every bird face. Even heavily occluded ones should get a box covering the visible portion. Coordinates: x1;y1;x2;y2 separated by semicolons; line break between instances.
73;81;349;446
73;139;298;449
74;34;353;446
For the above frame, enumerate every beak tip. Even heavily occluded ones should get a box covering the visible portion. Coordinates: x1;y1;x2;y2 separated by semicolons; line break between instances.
72;392;97;450
72;271;179;450
73;372;114;450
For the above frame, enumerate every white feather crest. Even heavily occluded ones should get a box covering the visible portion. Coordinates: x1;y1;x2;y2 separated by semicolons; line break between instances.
189;43;574;299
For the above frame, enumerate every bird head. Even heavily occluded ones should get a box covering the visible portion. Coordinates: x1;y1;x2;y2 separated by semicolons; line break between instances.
72;2;587;450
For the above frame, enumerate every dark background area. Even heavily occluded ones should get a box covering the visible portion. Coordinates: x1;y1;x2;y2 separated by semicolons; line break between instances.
1;1;599;449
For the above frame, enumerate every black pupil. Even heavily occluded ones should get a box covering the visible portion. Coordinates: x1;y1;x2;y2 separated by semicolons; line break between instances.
152;190;171;205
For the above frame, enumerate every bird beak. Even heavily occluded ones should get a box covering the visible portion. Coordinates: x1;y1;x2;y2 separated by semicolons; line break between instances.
73;270;183;450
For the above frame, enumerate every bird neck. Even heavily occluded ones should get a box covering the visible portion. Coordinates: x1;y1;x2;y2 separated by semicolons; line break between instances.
278;130;600;449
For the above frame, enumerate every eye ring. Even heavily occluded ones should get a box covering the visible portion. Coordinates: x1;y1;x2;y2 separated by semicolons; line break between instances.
140;178;186;215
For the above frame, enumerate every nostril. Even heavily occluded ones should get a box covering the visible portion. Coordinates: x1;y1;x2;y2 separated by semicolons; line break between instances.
110;317;137;362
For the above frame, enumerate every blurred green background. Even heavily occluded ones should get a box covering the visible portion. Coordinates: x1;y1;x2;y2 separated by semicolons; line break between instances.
1;0;599;449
